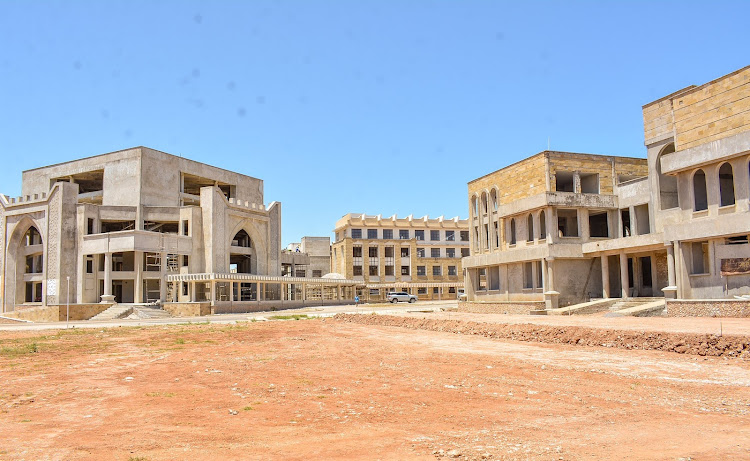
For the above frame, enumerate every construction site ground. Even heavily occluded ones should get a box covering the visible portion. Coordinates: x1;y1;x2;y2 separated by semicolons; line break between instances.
1;307;749;460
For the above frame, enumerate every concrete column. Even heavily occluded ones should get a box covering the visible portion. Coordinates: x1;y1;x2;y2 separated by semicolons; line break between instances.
664;243;678;299
544;258;559;309
620;252;629;298
134;251;143;303
666;245;676;286
190;281;197;302
159;252;167;302
629;206;636;236
100;252;116;303
650;252;658;296
601;255;610;298
546;258;555;292
580;208;590;240
540;258;548;292
229;281;234;302
103;252;113;295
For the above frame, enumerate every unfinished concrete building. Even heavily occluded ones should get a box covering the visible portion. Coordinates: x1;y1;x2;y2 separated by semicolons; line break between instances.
282;237;332;278
463;65;750;316
1;147;356;318
332;214;469;301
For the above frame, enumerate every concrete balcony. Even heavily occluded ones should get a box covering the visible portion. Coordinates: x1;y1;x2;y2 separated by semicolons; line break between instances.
82;230;192;254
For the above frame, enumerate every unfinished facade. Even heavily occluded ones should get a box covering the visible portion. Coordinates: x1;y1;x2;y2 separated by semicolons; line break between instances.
463;152;650;309
282;237;331;278
463;65;750;311
331;214;469;301
0;147;355;316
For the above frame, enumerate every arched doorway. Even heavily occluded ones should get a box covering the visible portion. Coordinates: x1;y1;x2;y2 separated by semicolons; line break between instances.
230;229;254;274
5;221;45;307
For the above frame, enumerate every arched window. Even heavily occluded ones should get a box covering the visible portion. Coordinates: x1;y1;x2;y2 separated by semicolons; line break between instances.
231;230;252;247
471;196;478;217
719;162;735;207
657;144;678;210
693;169;708;211
527;214;534;242
509;218;517;245
481;192;488;214
539;210;546;240
490;189;498;212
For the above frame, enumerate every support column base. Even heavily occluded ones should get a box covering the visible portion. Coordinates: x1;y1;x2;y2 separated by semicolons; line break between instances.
100;295;116;304
544;290;560;310
662;286;677;299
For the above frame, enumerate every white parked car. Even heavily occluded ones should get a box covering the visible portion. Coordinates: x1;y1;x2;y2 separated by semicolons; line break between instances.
386;292;417;303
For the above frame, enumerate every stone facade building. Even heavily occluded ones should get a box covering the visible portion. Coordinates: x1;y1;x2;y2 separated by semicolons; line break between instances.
331;213;469;300
1;147;356;316
463;65;750;311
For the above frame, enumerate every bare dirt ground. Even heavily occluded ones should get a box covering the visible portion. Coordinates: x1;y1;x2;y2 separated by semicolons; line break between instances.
1;317;750;460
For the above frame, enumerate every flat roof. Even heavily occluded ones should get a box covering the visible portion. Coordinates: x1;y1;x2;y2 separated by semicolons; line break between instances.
467;150;646;185
22;146;262;182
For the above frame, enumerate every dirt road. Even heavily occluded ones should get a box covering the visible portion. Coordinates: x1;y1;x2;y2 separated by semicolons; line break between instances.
1;318;749;460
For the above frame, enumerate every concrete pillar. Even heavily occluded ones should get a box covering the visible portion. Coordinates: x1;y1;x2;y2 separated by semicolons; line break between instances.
229;281;234;302
101;252;115;303
134;251;143;303
159;252;167;302
191;281;197;302
544;258;559;309
580;208;590;240
650;252;658;296
546;258;555;292
601;255;610;298
620;252;629;298
540;258;548;291
666;245;676;286
103;252;112;295
629;206;637;236
664;243;678;299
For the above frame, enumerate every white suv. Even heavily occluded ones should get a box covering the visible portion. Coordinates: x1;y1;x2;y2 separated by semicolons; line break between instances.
386;292;417;303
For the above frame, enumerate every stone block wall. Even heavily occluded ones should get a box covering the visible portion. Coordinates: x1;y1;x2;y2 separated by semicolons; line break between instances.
468;153;547;205
163;302;212;317
665;299;750;317
457;300;545;315
4;304;109;322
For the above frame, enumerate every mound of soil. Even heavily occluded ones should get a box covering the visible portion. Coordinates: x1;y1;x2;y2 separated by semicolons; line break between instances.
335;313;750;359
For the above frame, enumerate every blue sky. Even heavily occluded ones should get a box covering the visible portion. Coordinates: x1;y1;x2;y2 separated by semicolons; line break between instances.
1;1;748;245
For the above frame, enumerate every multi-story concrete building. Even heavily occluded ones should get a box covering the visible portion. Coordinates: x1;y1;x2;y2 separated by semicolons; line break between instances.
1;147;356;317
463;65;750;314
331;213;469;300
463;152;649;310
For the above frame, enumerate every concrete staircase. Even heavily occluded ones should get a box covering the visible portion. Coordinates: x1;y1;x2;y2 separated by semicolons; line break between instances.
89;304;133;321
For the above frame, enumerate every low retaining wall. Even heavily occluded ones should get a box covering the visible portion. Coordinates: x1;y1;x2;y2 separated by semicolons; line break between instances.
4;304;110;322
163;302;213;317
666;299;750;318
458;300;546;315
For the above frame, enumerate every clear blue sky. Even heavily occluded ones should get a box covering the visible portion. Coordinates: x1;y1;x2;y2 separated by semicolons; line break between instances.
1;1;748;245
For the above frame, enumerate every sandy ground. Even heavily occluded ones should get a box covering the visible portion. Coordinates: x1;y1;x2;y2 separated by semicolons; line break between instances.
1;317;749;460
